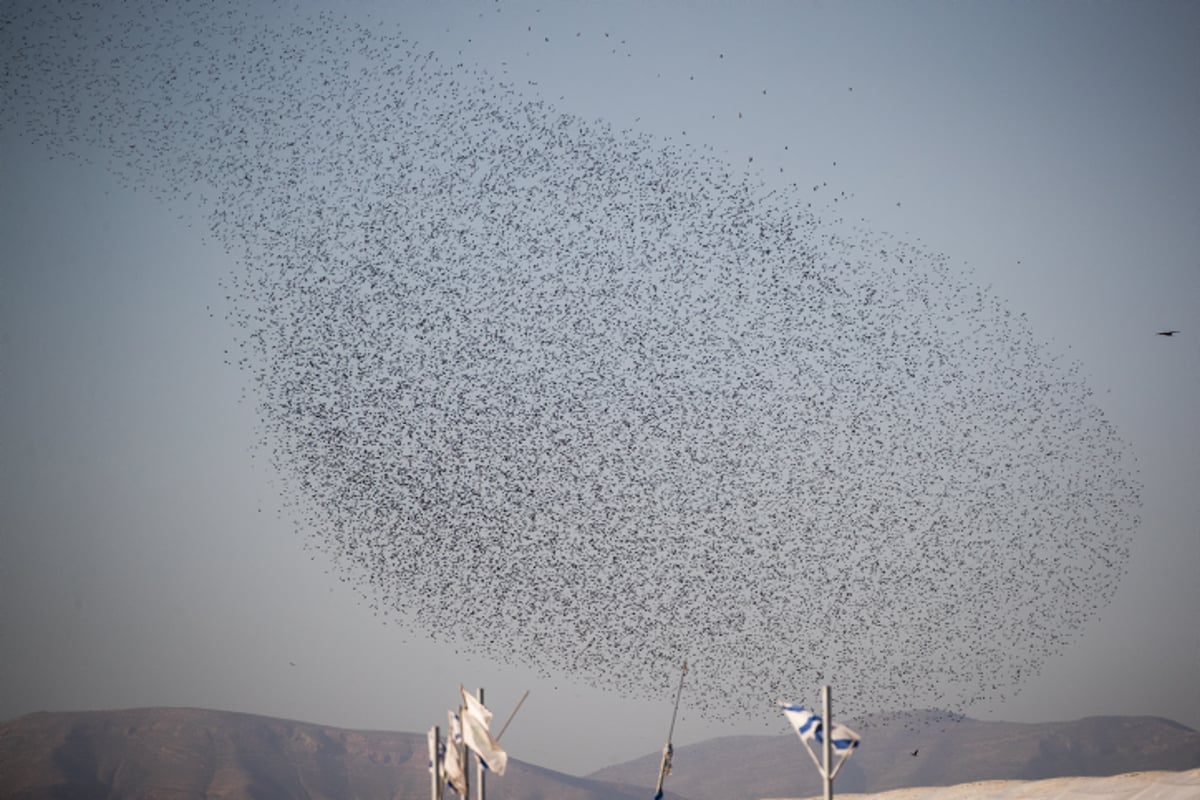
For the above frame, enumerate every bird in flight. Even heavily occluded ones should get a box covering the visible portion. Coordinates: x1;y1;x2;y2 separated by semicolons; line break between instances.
1156;330;1179;336
911;749;919;757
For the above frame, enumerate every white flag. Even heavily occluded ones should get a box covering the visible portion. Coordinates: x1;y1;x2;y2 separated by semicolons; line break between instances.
444;710;467;796
459;686;508;776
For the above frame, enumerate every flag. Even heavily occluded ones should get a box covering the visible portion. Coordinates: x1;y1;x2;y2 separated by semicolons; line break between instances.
652;742;674;800
780;703;860;751
829;722;861;753
459;686;508;775
427;726;440;776
444;710;467;796
780;703;822;744
460;685;493;727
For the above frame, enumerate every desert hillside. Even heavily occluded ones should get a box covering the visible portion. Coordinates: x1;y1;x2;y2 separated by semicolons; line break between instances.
0;707;680;800
591;712;1200;800
2;707;1197;799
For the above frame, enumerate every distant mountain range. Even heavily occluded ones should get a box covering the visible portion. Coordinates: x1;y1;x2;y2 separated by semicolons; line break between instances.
0;707;684;800
1;707;1196;800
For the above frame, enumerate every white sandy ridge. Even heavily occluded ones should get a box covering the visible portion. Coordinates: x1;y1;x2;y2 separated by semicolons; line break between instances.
764;768;1200;800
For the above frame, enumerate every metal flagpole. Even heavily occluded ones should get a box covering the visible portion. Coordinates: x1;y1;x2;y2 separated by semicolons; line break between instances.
461;705;469;800
495;689;529;742
780;687;860;797
476;688;485;800
822;684;833;800
653;661;688;800
430;724;441;800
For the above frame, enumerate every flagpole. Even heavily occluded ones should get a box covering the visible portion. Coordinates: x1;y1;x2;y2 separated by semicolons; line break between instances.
495;689;529;742
461;705;469;800
476;688;485;800
653;661;688;800
780;690;860;796
822;684;833;800
430;725;441;800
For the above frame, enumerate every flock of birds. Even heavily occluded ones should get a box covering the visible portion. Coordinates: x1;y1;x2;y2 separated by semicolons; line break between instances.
2;2;1143;724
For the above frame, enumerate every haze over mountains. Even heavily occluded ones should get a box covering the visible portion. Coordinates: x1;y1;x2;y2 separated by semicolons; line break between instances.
1;707;1196;800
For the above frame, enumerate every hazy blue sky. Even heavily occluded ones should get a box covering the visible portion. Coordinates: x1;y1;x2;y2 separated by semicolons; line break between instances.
2;1;1198;777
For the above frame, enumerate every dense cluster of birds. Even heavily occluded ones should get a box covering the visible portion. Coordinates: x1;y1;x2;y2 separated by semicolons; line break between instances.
1;2;1142;723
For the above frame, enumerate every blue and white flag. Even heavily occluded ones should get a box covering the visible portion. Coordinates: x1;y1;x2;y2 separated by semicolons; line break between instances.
459;686;508;776
780;703;861;753
828;722;861;753
427;726;440;776
780;703;823;744
444;710;467;796
652;742;673;800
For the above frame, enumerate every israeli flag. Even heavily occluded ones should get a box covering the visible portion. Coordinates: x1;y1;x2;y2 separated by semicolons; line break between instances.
780;703;822;743
458;686;508;776
427;726;440;775
780;704;861;753
829;722;862;753
444;710;467;796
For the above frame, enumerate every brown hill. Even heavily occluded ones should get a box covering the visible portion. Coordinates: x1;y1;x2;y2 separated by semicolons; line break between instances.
0;707;683;800
589;711;1200;800
4;707;1197;800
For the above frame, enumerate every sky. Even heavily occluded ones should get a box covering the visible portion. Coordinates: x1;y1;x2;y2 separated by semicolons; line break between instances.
2;0;1199;778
